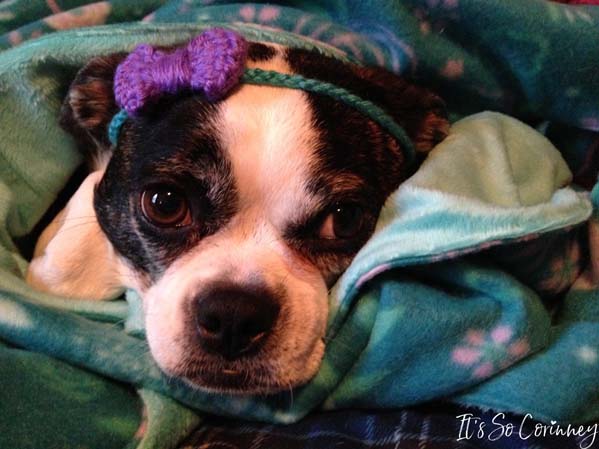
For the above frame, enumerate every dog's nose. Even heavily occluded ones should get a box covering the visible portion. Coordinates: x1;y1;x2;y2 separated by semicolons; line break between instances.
195;286;280;360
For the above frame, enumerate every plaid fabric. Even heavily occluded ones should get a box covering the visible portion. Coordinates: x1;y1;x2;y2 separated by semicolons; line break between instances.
182;404;585;449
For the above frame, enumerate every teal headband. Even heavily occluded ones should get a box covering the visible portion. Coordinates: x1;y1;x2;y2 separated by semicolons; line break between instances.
108;68;416;166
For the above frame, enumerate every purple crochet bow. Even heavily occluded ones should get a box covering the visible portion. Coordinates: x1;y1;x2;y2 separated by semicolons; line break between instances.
114;28;248;116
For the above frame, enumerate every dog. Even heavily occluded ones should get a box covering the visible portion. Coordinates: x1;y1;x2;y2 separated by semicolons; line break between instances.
27;33;449;394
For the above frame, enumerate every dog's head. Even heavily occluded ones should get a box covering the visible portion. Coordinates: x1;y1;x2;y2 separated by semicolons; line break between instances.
53;38;448;393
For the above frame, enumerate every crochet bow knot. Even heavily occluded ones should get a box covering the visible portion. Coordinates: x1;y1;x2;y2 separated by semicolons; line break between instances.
114;28;248;115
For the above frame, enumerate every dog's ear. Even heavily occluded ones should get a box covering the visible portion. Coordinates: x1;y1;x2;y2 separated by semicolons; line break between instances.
26;170;133;300
60;53;126;168
285;49;450;158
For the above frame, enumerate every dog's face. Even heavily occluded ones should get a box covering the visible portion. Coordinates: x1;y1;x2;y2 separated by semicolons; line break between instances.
57;42;448;393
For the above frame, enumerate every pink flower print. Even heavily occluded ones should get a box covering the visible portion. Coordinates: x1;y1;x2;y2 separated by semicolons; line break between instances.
8;30;22;46
466;330;485;346
44;3;111;30
452;347;482;365
508;339;530;358
441;59;464;79
491;325;512;344
239;5;256;22
473;362;494;379
259;6;280;22
452;325;530;379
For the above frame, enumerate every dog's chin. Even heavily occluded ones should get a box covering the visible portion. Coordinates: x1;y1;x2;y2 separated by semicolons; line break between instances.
162;339;326;395
177;366;289;395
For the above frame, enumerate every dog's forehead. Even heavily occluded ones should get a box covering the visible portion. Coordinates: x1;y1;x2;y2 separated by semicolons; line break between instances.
216;55;320;227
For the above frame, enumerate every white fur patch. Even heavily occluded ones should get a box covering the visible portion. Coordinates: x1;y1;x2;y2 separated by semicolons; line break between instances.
26;171;139;300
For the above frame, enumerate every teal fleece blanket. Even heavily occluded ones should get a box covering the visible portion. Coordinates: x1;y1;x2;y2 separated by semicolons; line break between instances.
0;1;598;449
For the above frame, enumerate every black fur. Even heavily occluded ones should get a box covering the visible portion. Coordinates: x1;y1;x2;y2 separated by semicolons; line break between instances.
247;42;277;62
94;97;238;280
285;48;449;157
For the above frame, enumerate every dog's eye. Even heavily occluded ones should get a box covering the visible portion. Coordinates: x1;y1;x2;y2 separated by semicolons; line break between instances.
319;203;364;240
141;185;191;227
